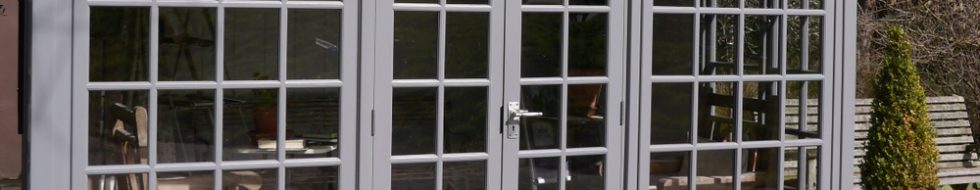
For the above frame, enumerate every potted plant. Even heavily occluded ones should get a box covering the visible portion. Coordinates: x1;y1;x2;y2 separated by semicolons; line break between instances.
249;73;284;142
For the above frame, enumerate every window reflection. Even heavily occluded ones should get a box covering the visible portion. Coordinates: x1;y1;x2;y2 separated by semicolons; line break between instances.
785;81;821;140
392;88;438;155
522;13;563;78
699;14;738;75
158;90;215;163
700;0;737;7
520;85;561;150
784;146;819;190
742;81;780;141
696;150;735;190
222;169;277;190
741;148;779;189
288;9;342;80
744;15;780;75
746;0;781;8
518;157;559;190
286;88;340;159
90;7;149;82
649;152;690;190
568;84;606;148
159;7;216;81
222;88;280;161
443;161;487;190
157;171;214;190
446;13;490;79
652;14;695;75
89;90;150;166
566;155;605;190
89;173;148;190
698;82;736;143
286;167;339;190
445;87;488;153
225;8;280;81
788;16;823;74
568;13;608;77
392;163;436;190
393;11;439;79
651;83;693;145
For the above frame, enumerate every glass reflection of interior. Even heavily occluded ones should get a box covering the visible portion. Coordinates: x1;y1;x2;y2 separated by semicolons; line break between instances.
789;0;822;9
651;83;693;145
520;85;561;150
89;90;150;166
393;11;439;79
225;8;280;81
286;167;339;190
695;150;735;190
746;0;781;8
286;88;341;159
784;146;819;190
222;169;277;190
222;88;280;161
699;14;738;75
158;90;215;163
392;163;437;190
699;0;737;7
443;161;488;190
392;88;438;155
288;9;342;80
89;173;148;190
446;12;490;79
741;81;780;141
159;7;216;81
788;16;823;74
785;81;821;140
445;87;489;153
157;171;214;190
519;157;559;190
566;155;605;190
90;7;149;82
649;152;690;190
568;13;608;77
698;82;737;143
744;15;780;75
740;148;779;190
652;14;695;75
567;84;606;148
522;13;563;78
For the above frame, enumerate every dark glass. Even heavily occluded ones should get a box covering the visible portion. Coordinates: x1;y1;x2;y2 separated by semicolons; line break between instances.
286;88;341;158
697;82;737;143
651;83;693;144
654;0;694;6
567;84;606;148
652;14;694;75
784;146;819;190
649;152;690;189
397;0;438;3
222;88;279;161
696;150;735;190
443;161;487;190
286;167;339;190
522;13;563;78
788;0;821;9
392;163;437;190
222;169;277;190
88;173;148;190
788;16;823;74
746;0;781;8
90;7;149;82
570;0;606;5
394;11;439;79
157;171;214;190
742;81;780;141
810;0;823;9
520;85;561;150
159;7;216;81
518;157;560;190
445;87;488;153
288;9;342;80
88;90;149;166
448;0;488;4
700;0;737;7
523;0;561;5
158;90;215;163
568;13;608;77
225;8;280;80
744;15;781;75
785;81;821;140
699;14;738;75
566;155;605;190
392;88;438;155
741;148;779;190
446;13;490;79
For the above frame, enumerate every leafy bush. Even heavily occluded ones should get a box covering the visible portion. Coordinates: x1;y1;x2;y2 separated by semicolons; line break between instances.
859;26;939;189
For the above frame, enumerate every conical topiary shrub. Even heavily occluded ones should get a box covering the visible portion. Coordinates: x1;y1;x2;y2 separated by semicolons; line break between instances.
859;26;939;189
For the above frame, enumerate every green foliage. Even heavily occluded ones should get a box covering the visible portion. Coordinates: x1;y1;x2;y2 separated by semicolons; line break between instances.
859;26;939;189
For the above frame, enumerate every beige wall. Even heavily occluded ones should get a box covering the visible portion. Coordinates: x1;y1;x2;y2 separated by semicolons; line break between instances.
0;0;21;180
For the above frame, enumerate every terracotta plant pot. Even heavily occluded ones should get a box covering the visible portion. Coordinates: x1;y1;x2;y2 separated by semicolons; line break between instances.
251;105;277;140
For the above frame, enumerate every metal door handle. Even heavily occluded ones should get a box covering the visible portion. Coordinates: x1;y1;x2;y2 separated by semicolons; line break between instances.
506;102;543;139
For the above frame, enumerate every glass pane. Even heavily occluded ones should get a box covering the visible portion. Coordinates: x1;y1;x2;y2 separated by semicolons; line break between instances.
784;146;819;190
90;7;149;82
443;161;487;190
696;150;735;190
288;9;342;80
159;7;216;81
225;8;280;81
158;90;215;163
393;88;437;155
392;163;436;190
566;155;604;190
570;0;607;5
446;12;490;79
157;171;214;190
788;16;823;74
523;0;561;5
654;0;694;6
788;0;803;9
746;0;781;8
88;173;148;190
394;11;439;79
519;157;560;190
698;82;736;143
448;0;488;4
785;81;821;140
810;0;823;9
744;15;781;75
652;14;695;75
222;88;279;161
286;167;338;190
649;152;690;190
286;88;340;158
88;90;149;166
741;148;779;189
520;85;561;150
222;169;277;190
568;84;605;148
522;13;563;78
699;14;738;75
651;83;693;145
789;0;820;9
568;13;608;77
701;0;737;7
742;81;780;141
397;0;438;3
445;87;488;153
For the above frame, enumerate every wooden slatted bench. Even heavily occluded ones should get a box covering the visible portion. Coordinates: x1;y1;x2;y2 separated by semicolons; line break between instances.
853;96;980;187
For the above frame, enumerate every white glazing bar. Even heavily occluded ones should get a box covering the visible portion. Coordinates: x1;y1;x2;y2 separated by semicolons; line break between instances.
155;1;222;7
154;162;220;172
284;1;345;8
221;1;286;8
214;4;225;190
220;81;287;88
85;165;154;175
87;0;155;6
519;77;610;85
392;79;491;87
440;153;491;161
648;144;697;152
87;82;155;90
521;5;611;13
517;149;565;158
391;154;442;163
219;160;284;170
563;147;609;156
282;157;344;167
